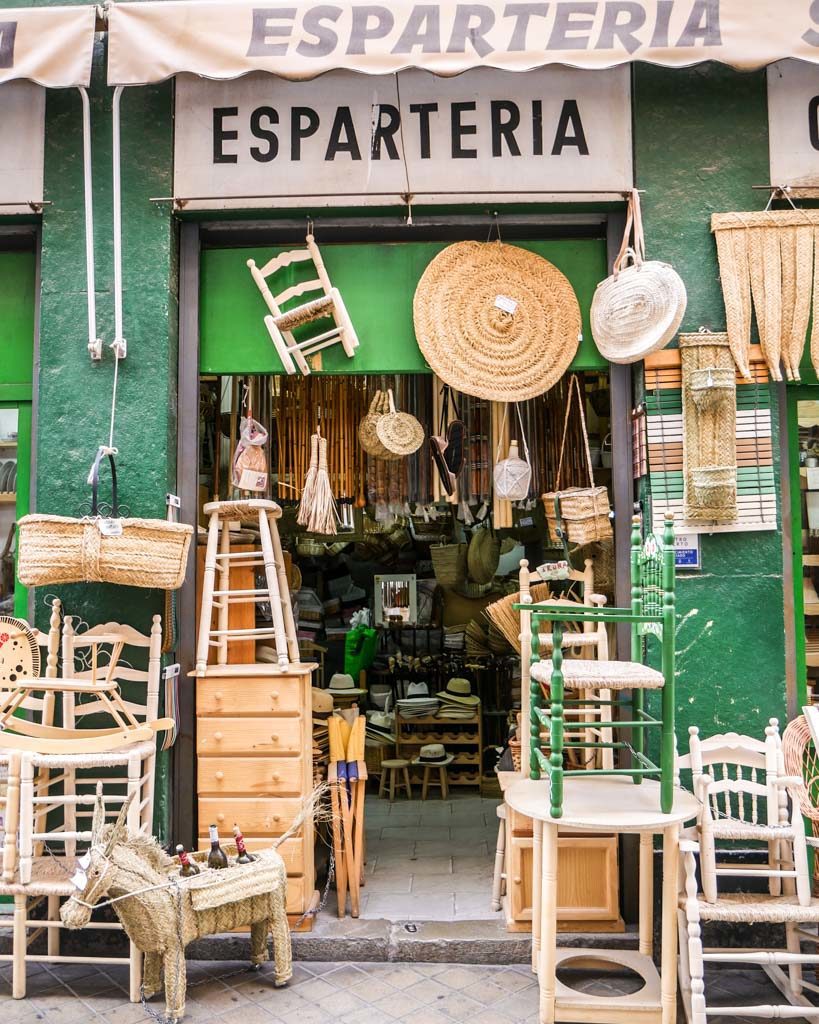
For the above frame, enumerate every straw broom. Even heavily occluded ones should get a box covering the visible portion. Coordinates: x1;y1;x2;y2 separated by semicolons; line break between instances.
297;430;319;526
484;582;553;653
308;430;338;535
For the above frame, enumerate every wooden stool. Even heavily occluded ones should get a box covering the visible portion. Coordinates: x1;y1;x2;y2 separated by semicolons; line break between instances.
420;763;449;800
378;759;412;801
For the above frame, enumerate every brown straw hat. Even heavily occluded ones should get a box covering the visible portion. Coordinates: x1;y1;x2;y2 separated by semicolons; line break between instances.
375;389;425;457
413;241;582;401
358;390;402;461
467;526;500;585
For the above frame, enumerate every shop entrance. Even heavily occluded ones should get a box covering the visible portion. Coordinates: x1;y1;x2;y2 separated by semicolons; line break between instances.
195;365;616;924
182;220;630;928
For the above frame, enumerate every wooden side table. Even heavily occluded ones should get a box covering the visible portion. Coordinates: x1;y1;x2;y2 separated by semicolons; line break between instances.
505;776;699;1024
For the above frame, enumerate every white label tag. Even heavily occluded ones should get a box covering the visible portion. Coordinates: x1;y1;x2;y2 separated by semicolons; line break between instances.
536;560;571;581
238;468;268;491
494;294;518;314
98;518;123;537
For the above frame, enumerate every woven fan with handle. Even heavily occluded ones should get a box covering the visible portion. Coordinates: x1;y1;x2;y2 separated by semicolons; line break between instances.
0;616;40;682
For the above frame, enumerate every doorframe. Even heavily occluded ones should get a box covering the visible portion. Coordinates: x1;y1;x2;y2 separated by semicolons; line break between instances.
172;212;635;848
785;384;814;715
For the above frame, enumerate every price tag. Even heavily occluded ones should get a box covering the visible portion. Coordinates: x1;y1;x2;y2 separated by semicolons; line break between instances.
494;294;518;314
98;518;123;537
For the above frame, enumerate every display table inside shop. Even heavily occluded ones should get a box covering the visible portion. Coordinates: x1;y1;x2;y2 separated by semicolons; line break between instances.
505;776;699;1024
196;662;317;921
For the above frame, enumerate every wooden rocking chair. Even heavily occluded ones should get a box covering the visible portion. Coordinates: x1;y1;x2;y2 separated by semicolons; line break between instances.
247;234;359;376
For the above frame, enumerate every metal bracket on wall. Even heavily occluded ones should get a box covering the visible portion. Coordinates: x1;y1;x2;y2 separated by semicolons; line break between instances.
79;87;102;362
111;86;127;360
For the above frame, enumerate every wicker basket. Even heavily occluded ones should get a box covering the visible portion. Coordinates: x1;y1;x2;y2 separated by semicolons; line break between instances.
431;542;467;586
16;449;193;590
543;487;612;544
689;367;735;412
689;466;736;507
365;739;397;776
17;514;192;589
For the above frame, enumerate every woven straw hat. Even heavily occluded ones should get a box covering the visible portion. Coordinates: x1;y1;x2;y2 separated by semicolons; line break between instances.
376;389;425;457
413;241;582;401
467;526;500;585
591;253;687;364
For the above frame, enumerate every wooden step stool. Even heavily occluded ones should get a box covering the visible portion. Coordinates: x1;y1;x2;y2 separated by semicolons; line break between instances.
378;759;412;801
195;499;299;676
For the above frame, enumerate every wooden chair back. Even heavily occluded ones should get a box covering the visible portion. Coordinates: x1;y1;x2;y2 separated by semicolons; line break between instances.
61;616;162;728
249;236;332;313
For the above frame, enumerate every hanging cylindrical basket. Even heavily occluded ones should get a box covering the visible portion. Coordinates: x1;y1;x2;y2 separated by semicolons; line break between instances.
689;466;736;508
431;542;467;587
689;367;736;413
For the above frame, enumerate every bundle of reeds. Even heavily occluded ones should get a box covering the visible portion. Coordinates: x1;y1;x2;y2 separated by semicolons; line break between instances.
484;582;552;654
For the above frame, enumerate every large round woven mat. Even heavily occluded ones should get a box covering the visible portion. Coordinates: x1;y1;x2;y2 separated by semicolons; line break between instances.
376;412;425;456
591;260;687;364
413;241;582;401
0;615;40;682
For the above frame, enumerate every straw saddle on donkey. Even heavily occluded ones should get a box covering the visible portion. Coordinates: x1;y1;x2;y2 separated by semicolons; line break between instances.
61;790;292;1021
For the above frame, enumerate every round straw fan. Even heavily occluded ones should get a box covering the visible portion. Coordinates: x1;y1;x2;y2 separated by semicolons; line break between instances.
0;616;41;682
413;241;582;402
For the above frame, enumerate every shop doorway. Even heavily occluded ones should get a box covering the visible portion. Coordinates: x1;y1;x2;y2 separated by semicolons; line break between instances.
195;368;616;923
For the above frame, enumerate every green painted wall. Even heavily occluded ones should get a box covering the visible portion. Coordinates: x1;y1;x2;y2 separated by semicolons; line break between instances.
0;252;36;400
635;64;786;740
201;239;607;374
17;27;177;839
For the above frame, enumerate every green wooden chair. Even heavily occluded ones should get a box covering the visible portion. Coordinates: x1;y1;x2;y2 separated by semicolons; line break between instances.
516;513;676;819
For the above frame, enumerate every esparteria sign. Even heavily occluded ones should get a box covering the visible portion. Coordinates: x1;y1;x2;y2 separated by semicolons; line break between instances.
0;81;45;211
768;59;819;189
173;67;632;208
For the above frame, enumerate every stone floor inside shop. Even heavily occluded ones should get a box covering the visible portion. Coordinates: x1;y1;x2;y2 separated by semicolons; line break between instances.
331;791;501;923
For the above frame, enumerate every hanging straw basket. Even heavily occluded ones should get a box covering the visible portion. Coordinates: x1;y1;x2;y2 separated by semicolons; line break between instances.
689;367;736;412
591;191;686;364
689;466;736;508
16;450;192;590
376;389;425;457
413;241;582;401
467;526;501;585
431;542;467;586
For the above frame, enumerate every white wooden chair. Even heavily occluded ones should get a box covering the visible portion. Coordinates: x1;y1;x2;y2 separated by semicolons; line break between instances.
247;234;359;375
3;617;162;1002
677;722;819;1023
686;722;807;904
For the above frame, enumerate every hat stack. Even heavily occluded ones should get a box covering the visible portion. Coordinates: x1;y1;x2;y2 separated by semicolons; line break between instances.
396;681;439;719
365;710;396;743
328;673;367;707
436;678;480;720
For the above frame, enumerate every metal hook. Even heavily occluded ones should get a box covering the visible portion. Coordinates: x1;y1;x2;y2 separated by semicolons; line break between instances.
487;211;501;242
765;185;798;212
306;215;314;237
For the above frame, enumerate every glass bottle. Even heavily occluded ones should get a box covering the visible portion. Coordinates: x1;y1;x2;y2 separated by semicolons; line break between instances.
176;844;201;877
207;824;229;869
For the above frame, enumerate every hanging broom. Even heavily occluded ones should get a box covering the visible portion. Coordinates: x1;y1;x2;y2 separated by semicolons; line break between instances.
297;430;320;526
309;432;338;535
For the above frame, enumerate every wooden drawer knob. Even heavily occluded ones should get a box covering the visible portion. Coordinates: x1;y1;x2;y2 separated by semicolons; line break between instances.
514;877;522;885
215;771;224;781
270;734;279;742
272;814;281;823
270;691;279;701
271;772;281;782
217;813;225;823
213;731;223;741
214;691;223;701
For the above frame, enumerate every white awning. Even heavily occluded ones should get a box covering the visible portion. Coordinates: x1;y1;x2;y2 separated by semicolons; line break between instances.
1;5;96;88
109;0;819;86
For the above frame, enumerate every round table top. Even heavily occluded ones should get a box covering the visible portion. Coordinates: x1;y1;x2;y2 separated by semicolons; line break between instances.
505;776;700;832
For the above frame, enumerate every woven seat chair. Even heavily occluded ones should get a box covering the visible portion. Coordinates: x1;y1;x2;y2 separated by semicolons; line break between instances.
517;513;676;818
247;234;359;375
678;722;819;1023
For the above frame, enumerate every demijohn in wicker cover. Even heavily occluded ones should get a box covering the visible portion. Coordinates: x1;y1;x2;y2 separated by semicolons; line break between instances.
413;241;582;401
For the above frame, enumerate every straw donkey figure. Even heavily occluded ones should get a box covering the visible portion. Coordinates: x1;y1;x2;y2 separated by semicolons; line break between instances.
61;790;292;1021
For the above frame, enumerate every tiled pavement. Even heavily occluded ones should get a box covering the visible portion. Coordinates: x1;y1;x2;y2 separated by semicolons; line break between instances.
1;957;815;1023
354;793;501;922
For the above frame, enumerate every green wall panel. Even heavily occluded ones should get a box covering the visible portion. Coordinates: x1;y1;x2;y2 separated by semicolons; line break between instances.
0;252;36;394
635;63;786;741
200;239;607;374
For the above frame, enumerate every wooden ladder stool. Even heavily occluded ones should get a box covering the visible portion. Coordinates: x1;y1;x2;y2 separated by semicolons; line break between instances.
195;499;299;676
378;759;412;801
419;763;450;800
